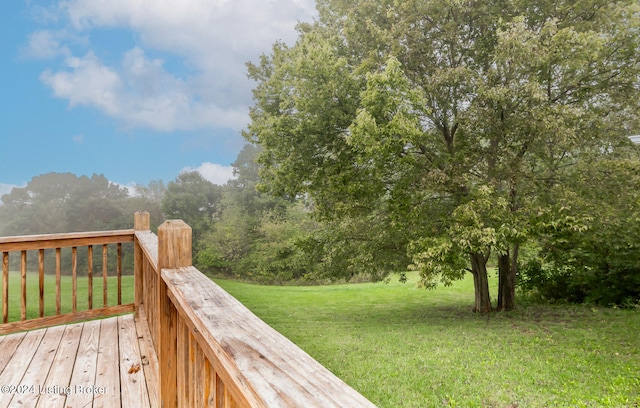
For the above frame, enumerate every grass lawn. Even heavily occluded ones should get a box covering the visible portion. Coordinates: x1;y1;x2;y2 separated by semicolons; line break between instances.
2;271;135;321
214;272;640;408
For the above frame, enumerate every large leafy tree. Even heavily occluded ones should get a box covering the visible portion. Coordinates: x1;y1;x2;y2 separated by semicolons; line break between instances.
246;0;640;311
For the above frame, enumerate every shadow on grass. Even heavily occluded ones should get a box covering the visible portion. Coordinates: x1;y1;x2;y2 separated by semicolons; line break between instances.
321;299;609;330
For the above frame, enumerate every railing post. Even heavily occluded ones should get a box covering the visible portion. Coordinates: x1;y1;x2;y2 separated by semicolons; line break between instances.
133;211;150;319
157;220;192;408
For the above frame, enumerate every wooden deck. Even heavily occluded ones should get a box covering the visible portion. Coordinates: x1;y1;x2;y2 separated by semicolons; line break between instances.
0;314;158;408
0;214;377;408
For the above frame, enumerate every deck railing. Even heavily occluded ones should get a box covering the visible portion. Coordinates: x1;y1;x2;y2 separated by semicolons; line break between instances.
0;229;135;334
0;211;377;407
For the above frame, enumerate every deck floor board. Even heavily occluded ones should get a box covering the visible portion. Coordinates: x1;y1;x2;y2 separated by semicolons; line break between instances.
0;329;45;407
9;324;65;407
95;316;122;407
0;314;156;408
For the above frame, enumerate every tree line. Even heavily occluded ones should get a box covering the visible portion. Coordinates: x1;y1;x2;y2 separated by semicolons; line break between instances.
3;0;640;311
0;152;314;283
3;138;640;309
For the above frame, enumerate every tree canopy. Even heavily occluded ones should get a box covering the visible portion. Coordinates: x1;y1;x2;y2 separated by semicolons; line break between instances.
246;0;640;311
0;173;131;234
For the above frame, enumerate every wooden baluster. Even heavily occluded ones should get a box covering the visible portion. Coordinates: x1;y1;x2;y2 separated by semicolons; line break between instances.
117;243;122;305
56;248;61;315
102;244;108;307
72;247;77;313
2;252;8;323
88;245;93;310
39;249;44;317
206;361;215;407
21;251;26;320
216;374;225;408
177;319;189;405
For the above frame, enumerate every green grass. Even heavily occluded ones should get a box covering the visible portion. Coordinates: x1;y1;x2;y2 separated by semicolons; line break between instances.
3;271;134;322
214;272;640;408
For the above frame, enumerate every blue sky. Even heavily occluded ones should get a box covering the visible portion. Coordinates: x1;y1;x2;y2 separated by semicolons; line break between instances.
1;0;317;196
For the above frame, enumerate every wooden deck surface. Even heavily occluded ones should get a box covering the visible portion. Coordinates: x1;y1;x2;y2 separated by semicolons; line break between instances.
0;314;158;408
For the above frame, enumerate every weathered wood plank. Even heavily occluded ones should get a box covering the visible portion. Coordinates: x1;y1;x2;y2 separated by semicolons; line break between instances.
135;231;158;272
134;239;144;317
0;304;134;335
36;322;83;407
207;359;218;407
0;329;45;407
163;266;378;408
134;309;160;408
9;324;65;407
157;220;191;408
94;316;121;408
0;229;134;252
215;373;227;408
189;331;198;407
158;286;177;408
134;212;150;319
142;258;159;350
144;260;154;346
134;212;150;231
65;319;101;408
177;318;189;407
119;314;151;408
0;331;26;375
193;338;208;407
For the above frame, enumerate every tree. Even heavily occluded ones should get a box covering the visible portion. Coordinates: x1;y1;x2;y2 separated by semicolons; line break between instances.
162;171;223;249
196;144;317;282
65;174;132;231
246;0;640;311
127;180;166;232
0;172;133;274
520;156;640;306
0;172;130;235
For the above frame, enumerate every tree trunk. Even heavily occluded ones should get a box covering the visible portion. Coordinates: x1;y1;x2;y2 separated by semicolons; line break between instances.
469;252;492;313
497;244;518;311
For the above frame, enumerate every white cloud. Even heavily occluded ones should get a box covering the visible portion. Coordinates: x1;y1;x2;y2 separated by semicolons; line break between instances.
34;0;317;132
22;30;71;59
40;48;247;131
40;52;121;115
182;162;236;185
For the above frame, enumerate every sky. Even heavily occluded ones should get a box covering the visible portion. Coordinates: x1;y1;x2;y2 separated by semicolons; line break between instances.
1;0;317;197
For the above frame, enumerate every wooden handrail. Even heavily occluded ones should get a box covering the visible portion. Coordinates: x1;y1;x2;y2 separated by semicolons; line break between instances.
133;213;376;407
135;230;158;271
0;229;134;251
